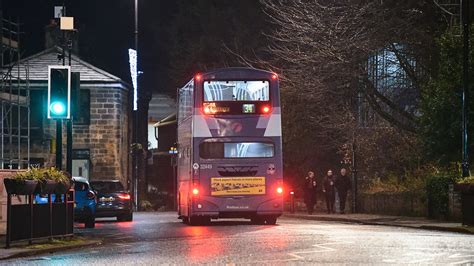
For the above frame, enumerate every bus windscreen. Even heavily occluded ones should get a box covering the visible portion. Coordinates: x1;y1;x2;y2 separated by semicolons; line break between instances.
203;81;269;102
200;142;274;159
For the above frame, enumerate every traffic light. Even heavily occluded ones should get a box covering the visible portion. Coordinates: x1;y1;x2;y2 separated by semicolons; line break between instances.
48;66;71;119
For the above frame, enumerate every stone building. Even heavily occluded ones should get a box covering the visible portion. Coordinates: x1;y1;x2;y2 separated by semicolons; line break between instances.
15;46;131;185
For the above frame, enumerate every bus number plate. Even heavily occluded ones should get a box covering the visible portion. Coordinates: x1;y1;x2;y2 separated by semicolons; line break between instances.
200;164;212;170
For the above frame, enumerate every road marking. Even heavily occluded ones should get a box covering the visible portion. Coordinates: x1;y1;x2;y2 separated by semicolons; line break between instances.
251;257;300;263
288;240;353;260
288;253;305;260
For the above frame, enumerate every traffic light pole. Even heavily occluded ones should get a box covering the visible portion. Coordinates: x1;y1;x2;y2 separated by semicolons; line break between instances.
56;120;62;169
66;39;73;175
461;0;470;177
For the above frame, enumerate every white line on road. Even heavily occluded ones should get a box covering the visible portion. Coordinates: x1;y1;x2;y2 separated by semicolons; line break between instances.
288;253;305;260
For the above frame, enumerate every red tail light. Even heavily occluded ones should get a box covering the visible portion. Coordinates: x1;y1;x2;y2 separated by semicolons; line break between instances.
87;191;95;199
118;194;131;200
192;188;199;196
277;187;283;194
195;74;202;81
262;105;272;114
271;73;278;80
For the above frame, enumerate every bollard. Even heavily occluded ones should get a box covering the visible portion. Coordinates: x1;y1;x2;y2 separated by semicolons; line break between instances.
290;191;295;213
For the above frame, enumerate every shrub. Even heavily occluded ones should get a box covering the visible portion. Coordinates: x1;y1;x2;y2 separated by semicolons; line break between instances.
44;167;69;183
363;172;428;194
12;167;45;181
457;176;474;184
11;167;69;183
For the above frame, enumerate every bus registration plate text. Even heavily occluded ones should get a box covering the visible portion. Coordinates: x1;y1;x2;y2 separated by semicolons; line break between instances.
211;177;265;196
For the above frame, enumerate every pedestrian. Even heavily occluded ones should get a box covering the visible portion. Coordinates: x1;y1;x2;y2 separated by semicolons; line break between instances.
303;171;317;214
335;168;351;214
323;169;336;214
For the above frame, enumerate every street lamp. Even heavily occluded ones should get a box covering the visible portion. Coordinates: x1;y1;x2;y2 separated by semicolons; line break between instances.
461;0;470;177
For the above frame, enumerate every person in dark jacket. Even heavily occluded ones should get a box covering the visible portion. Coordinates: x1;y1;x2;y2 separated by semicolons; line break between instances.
303;171;317;214
323;170;336;214
335;168;351;214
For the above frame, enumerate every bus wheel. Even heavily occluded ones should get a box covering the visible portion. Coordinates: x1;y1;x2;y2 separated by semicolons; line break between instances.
182;216;189;224
251;216;265;225
200;216;211;225
188;215;201;226
265;216;277;225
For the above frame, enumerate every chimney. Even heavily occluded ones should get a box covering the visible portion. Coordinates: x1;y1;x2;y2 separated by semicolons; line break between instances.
44;19;60;49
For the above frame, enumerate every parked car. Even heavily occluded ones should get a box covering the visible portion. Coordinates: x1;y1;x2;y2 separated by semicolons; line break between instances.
73;176;96;228
90;180;133;221
35;176;96;228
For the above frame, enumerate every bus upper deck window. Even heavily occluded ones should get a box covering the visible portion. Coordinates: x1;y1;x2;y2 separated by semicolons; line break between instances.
203;81;269;102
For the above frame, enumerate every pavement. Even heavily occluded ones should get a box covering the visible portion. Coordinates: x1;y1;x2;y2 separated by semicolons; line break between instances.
0;235;101;261
284;211;474;234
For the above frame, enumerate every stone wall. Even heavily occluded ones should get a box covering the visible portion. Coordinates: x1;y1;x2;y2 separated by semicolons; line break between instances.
74;87;130;185
357;191;428;217
448;184;462;221
287;189;463;221
285;192;354;213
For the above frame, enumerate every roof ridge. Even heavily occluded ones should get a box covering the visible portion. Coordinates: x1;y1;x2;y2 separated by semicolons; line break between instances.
15;46;129;87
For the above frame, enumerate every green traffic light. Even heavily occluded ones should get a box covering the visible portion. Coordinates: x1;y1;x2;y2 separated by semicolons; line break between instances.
50;101;66;115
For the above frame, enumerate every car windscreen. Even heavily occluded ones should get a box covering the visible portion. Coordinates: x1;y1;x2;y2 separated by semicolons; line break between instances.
90;181;124;192
74;182;89;191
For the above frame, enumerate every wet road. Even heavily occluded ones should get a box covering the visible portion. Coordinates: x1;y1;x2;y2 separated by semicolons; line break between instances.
3;212;474;265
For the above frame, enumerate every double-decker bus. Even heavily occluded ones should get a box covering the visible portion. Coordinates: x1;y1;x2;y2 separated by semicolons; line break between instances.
176;67;283;225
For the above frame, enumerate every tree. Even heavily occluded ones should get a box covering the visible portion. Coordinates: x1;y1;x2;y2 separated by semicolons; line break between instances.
258;0;443;180
420;25;474;166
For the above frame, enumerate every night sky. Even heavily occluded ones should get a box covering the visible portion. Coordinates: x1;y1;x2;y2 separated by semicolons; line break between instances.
1;0;175;94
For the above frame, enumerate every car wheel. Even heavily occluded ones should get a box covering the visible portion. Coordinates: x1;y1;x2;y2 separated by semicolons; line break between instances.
85;216;95;228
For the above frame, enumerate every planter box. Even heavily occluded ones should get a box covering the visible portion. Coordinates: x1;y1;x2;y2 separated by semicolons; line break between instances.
35;180;58;194
54;181;71;194
3;179;39;195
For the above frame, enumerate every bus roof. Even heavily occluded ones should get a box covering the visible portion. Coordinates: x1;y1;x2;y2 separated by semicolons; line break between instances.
196;67;276;80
